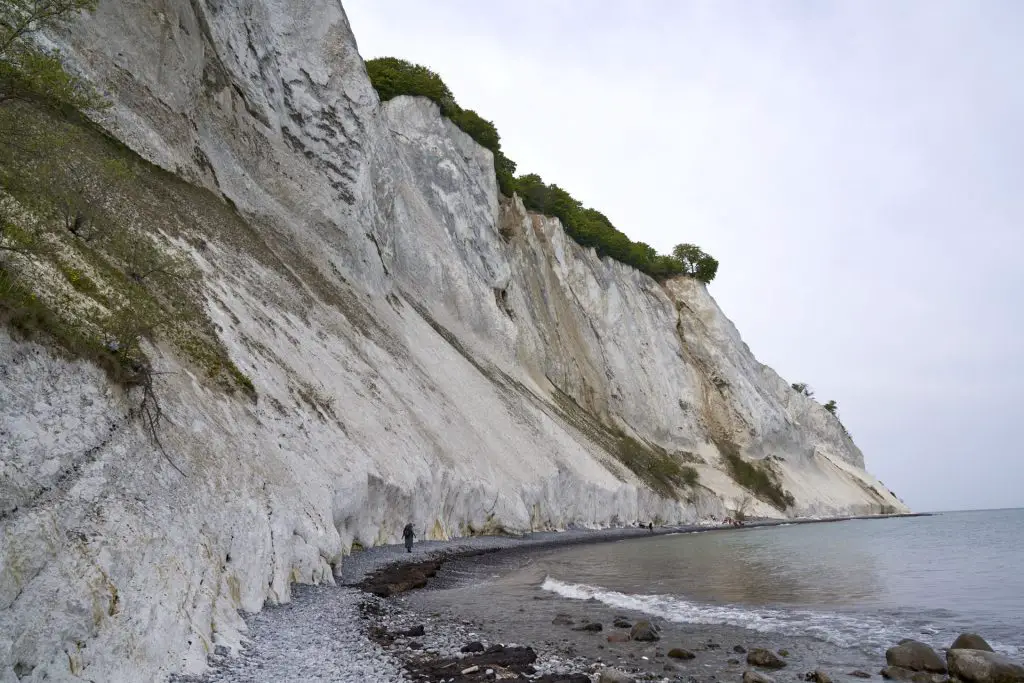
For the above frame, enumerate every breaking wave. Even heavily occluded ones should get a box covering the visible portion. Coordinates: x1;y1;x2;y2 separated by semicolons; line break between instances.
540;577;1020;657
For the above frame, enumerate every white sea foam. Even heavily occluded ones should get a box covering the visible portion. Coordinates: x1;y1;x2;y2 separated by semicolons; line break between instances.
540;577;1020;657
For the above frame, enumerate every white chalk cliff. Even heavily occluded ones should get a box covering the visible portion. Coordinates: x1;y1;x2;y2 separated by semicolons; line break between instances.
0;1;907;680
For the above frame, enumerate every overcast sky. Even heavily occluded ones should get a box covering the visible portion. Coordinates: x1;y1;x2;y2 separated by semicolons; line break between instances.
344;1;1023;513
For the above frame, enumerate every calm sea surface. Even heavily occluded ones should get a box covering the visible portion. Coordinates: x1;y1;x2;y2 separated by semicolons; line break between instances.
536;509;1023;657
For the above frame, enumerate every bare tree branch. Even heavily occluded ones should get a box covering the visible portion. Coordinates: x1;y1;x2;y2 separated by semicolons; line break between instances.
131;363;185;477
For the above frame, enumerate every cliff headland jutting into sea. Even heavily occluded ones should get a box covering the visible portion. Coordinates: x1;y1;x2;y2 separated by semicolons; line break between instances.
1;1;908;680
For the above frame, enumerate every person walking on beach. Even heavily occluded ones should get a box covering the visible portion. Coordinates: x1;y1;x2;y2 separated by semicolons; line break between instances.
402;523;415;553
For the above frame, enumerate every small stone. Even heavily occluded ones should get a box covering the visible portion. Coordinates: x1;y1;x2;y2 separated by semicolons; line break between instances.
630;620;660;642
552;614;575;626
462;665;480;675
728;659;740;665
573;622;603;632
461;641;485;653
743;670;775;683
213;645;229;657
734;645;748;654
849;671;873;679
707;641;721;650
407;641;423;650
614;618;633;629
598;667;635;683
747;648;787;669
950;634;995;653
401;624;426;637
778;649;790;657
805;670;832;683
669;648;696;660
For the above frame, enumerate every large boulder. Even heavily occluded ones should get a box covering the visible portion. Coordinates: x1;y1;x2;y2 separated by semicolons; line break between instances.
947;649;1024;683
886;640;947;673
951;634;995;653
747;648;787;669
630;620;660;642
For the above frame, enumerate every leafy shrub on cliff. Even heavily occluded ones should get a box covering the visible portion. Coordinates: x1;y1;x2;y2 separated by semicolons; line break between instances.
365;57;719;283
791;382;814;397
1;0;107;111
507;173;723;283
365;57;518;195
365;57;455;109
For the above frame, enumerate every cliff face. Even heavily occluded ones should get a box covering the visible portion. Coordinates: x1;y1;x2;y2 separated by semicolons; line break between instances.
1;2;905;680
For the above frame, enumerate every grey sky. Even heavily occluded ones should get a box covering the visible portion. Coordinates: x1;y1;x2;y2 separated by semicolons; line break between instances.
344;1;1024;513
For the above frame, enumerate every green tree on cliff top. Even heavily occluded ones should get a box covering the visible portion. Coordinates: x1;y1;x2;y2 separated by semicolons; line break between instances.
365;56;721;284
672;243;719;284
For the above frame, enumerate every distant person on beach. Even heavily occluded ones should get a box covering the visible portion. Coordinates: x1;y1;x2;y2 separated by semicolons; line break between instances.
402;523;415;552
648;522;654;532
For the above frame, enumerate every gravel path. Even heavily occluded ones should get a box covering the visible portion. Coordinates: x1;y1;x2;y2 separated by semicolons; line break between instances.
169;584;405;682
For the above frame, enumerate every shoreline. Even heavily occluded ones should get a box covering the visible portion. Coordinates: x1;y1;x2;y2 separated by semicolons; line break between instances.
173;512;931;682
346;513;933;682
339;512;930;591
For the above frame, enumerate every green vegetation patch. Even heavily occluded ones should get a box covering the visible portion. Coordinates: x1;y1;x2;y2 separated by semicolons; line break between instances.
614;433;700;498
365;57;518;196
0;265;145;385
0;104;254;398
549;386;699;499
716;439;795;511
364;57;718;284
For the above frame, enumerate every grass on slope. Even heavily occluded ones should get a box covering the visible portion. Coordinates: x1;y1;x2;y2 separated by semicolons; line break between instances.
549;386;699;500
0;103;254;396
715;439;795;511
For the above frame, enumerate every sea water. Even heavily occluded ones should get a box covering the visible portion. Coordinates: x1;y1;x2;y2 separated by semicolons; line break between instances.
538;509;1023;657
